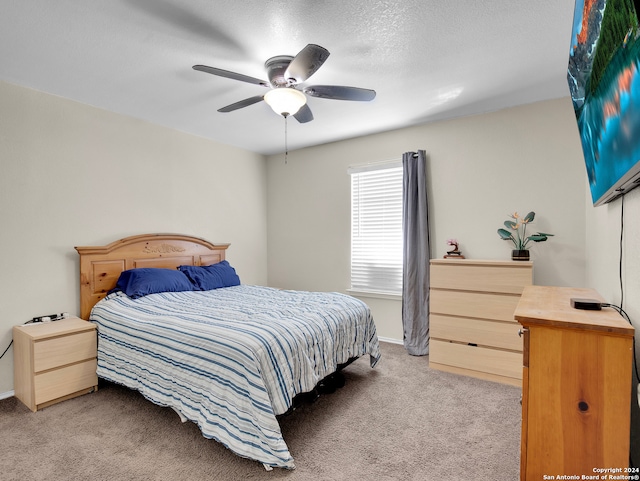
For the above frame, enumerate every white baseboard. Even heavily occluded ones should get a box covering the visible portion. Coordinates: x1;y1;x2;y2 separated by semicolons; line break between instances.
378;336;403;345
0;390;15;400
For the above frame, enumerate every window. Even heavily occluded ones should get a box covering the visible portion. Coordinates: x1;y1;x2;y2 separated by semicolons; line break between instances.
349;162;403;295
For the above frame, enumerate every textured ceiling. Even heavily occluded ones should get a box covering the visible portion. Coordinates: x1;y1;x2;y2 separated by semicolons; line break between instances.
0;0;577;155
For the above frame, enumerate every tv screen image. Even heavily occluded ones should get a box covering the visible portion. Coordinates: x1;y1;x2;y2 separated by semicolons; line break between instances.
568;0;640;205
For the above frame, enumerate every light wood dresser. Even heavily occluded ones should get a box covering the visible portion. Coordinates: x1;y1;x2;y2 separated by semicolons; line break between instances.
515;286;634;480
429;259;533;386
13;317;98;411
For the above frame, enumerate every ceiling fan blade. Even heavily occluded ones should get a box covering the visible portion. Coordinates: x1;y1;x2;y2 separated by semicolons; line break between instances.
217;95;265;113
293;104;314;123
304;85;376;101
193;65;269;87
284;44;330;84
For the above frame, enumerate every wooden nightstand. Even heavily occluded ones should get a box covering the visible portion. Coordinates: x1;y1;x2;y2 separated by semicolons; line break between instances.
13;317;98;411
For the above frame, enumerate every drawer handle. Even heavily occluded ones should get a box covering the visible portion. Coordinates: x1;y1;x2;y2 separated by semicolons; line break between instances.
518;328;528;338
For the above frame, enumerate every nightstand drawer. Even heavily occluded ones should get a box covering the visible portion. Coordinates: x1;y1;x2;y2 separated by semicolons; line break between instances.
34;330;96;372
34;359;98;405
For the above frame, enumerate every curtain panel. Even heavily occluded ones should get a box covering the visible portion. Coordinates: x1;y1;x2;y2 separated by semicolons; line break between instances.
402;150;430;356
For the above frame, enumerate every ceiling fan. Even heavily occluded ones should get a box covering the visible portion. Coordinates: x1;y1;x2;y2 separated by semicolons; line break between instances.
192;44;376;123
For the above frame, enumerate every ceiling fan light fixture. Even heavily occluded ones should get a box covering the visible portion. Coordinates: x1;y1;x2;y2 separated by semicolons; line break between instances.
195;44;375;123
264;88;306;117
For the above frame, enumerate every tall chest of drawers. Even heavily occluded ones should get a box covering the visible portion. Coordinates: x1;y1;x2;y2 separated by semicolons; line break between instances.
429;259;532;386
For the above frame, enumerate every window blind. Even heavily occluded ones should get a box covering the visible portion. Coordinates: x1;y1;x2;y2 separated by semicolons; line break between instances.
350;164;403;294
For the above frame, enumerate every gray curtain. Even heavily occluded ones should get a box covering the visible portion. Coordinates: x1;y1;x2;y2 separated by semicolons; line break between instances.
402;150;430;356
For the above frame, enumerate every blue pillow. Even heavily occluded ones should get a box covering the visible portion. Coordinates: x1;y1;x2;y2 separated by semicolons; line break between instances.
179;261;241;291
111;268;194;298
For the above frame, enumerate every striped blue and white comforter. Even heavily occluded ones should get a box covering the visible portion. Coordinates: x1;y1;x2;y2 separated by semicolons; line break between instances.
90;285;381;469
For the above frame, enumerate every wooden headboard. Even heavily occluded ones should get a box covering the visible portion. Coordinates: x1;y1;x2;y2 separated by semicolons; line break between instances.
75;233;229;320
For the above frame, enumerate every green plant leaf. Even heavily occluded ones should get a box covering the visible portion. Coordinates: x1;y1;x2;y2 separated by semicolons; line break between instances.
524;211;535;223
497;228;513;240
536;232;554;237
504;221;517;230
528;234;548;242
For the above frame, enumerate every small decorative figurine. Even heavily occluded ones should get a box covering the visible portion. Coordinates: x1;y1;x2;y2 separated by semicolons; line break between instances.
444;238;465;258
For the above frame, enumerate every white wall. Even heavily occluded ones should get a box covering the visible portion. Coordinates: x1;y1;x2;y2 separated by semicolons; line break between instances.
266;97;588;341
0;80;268;394
584;184;640;465
585;187;640;310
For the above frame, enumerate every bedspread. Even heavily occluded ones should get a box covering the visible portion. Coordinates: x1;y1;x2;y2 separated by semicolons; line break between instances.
90;285;381;468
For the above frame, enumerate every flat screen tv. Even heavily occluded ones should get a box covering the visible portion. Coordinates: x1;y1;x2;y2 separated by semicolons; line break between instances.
568;0;640;206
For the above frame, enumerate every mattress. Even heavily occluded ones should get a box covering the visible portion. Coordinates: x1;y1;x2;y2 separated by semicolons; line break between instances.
90;284;381;468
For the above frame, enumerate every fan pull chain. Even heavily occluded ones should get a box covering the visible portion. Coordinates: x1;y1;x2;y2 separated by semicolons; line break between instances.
284;114;289;164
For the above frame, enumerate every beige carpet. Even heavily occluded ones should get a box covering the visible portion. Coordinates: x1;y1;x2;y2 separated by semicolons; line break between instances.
0;342;521;481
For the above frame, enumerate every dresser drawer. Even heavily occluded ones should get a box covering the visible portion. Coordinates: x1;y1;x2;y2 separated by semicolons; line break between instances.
34;330;97;372
430;289;521;322
34;359;98;405
430;339;522;380
430;261;532;294
430;314;523;351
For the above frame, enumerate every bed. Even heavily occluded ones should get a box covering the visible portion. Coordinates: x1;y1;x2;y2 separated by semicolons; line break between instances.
75;234;381;469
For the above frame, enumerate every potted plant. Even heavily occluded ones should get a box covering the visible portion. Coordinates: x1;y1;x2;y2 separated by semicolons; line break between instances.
497;211;553;261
